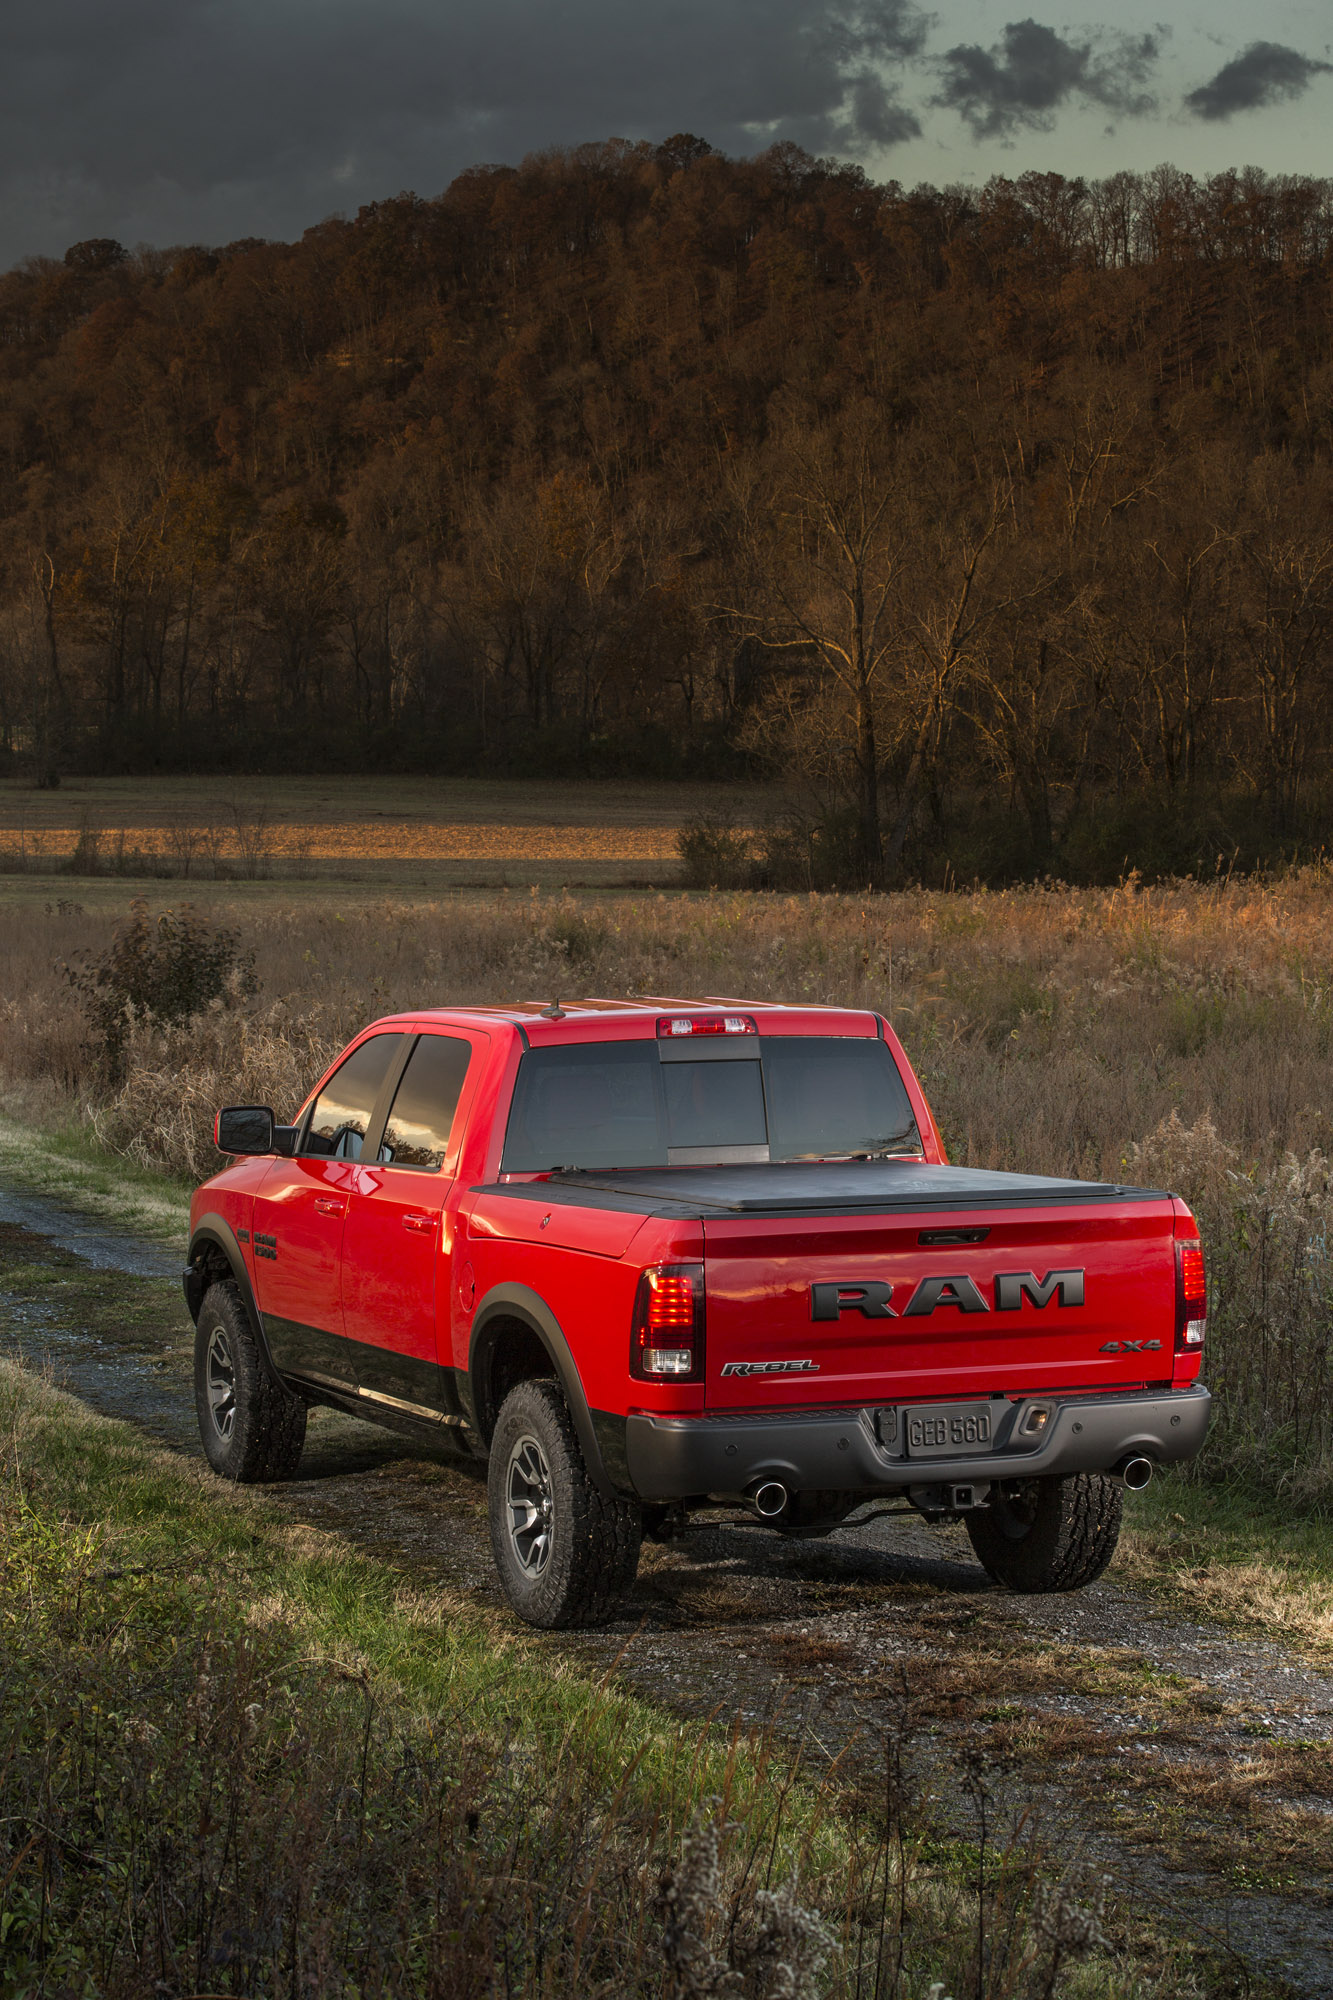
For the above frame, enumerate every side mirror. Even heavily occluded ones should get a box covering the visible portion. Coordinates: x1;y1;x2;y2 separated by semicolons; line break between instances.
215;1105;276;1156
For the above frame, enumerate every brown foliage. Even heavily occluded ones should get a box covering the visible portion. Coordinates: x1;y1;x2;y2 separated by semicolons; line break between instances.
2;152;1333;877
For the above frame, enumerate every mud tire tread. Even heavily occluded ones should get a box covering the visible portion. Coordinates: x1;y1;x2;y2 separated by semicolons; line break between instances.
488;1379;641;1630
194;1280;306;1484
965;1472;1123;1593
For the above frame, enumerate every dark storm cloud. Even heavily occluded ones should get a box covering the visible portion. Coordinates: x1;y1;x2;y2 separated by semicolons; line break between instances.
931;17;1162;139
0;0;930;267
1184;42;1333;122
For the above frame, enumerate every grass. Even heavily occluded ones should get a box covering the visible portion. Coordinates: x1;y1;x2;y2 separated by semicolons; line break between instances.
0;774;770;829
1;857;1331;1990
0;1362;811;1994
0;1333;1197;1998
1123;1475;1333;1653
0;1108;191;1245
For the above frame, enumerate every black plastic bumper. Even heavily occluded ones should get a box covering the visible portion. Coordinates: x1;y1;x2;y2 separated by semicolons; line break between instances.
624;1384;1211;1503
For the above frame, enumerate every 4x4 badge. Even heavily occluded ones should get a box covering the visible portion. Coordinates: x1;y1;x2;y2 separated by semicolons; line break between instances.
1100;1338;1160;1353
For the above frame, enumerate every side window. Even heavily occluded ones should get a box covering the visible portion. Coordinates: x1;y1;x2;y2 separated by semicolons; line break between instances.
378;1035;473;1172
301;1035;404;1160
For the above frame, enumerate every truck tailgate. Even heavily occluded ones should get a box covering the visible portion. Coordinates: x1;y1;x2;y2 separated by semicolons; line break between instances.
702;1200;1178;1409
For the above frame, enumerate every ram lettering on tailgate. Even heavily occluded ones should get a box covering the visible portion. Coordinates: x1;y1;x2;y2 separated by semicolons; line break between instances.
809;1270;1085;1319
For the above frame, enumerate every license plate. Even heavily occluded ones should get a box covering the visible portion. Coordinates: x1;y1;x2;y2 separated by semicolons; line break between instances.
903;1400;996;1457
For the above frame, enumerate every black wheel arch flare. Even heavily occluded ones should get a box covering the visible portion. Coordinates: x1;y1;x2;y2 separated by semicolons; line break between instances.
185;1213;275;1371
467;1281;620;1500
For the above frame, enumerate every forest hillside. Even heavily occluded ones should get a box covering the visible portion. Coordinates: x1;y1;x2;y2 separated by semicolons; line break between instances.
3;140;1333;883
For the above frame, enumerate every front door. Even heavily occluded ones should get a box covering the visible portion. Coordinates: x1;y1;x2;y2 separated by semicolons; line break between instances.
252;1031;408;1393
341;1029;486;1417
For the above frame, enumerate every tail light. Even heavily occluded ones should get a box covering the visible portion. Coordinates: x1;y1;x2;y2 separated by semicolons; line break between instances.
631;1263;705;1380
1176;1239;1207;1348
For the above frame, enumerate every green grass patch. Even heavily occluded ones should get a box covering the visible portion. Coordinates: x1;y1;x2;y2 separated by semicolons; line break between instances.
1136;1473;1333;1581
0;1360;861;1996
0;1106;191;1246
1122;1470;1333;1653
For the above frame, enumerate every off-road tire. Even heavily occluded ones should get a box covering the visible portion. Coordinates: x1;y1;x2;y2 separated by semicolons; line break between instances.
965;1472;1123;1592
194;1280;307;1483
488;1379;641;1629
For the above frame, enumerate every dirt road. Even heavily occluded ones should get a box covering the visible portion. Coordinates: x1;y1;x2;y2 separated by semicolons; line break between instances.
2;1188;1330;1997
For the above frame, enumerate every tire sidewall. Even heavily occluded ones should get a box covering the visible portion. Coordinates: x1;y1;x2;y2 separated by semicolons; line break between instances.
194;1289;254;1479
967;1472;1122;1592
488;1382;587;1626
193;1281;306;1483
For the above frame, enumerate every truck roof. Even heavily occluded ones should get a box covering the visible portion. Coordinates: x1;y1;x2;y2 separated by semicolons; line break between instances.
363;998;883;1044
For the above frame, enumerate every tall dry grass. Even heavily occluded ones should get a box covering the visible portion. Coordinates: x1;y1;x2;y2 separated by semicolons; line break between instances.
5;872;1333;1496
2;1366;1171;2000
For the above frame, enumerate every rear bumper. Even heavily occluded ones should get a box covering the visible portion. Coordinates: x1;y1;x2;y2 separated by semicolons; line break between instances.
624;1383;1211;1503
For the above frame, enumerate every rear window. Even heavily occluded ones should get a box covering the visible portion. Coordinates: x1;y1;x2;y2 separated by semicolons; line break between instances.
501;1037;920;1172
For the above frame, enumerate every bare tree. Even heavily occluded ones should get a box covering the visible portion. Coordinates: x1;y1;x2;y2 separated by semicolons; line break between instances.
722;401;1005;884
719;401;911;884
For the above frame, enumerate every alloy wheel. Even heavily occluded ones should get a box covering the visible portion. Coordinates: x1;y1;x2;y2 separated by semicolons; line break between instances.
206;1325;237;1442
505;1433;555;1577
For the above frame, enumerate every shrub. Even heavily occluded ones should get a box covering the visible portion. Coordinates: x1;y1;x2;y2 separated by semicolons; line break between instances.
63;898;258;1075
678;810;886;893
751;812;869;892
678;813;755;889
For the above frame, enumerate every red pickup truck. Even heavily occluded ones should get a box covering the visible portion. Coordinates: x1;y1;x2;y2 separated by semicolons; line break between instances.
185;999;1210;1627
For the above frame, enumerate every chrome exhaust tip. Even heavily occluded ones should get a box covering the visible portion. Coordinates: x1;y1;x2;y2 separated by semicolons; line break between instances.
1119;1455;1154;1491
748;1479;789;1519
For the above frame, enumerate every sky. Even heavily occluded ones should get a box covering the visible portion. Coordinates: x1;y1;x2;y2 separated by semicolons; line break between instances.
3;0;1332;269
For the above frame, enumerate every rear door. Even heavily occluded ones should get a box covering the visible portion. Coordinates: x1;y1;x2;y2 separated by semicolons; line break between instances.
251;1032;408;1393
702;1200;1179;1411
340;1028;487;1415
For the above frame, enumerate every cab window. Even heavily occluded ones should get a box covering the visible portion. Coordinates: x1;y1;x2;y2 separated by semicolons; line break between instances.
301;1035;404;1159
503;1042;663;1171
378;1035;473;1171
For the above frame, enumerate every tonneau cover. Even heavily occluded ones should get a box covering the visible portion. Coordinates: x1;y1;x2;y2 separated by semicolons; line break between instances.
478;1161;1163;1216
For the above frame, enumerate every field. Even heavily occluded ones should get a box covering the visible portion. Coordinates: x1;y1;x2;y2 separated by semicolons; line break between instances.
3;809;1333;1993
0;775;768;888
1;841;1332;1499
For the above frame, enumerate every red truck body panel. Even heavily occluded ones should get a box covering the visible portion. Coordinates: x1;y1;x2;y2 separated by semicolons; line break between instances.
700;1200;1177;1410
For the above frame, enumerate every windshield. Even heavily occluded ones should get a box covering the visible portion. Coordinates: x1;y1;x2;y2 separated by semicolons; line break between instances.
500;1036;921;1172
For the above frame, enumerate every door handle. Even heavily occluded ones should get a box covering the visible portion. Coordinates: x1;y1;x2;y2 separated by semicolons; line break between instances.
402;1213;436;1234
315;1197;346;1218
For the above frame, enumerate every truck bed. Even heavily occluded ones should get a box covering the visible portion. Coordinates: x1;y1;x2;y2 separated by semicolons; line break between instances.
487;1160;1162;1215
